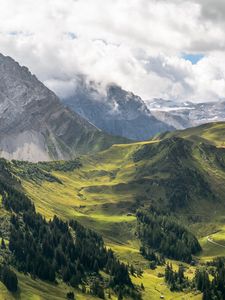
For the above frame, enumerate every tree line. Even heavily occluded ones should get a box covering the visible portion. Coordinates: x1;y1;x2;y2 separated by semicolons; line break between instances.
165;257;225;299
136;209;201;262
1;179;140;299
195;258;225;300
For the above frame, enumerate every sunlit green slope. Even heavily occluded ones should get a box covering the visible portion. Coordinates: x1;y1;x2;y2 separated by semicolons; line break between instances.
164;121;225;146
1;121;225;299
20;123;225;227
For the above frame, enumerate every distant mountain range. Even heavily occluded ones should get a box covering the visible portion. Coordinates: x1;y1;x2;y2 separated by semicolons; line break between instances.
1;53;225;163
1;53;225;300
62;80;174;140
61;80;225;140
0;54;126;162
147;98;225;130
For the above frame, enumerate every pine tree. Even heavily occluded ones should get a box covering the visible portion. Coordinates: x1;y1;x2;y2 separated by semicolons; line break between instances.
203;289;211;300
1;266;18;292
93;259;99;273
118;290;123;300
66;291;75;299
70;275;80;288
130;264;135;276
1;238;6;250
62;266;72;282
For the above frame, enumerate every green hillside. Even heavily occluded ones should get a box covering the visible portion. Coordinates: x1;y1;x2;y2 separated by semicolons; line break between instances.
1;122;225;299
164;121;225;146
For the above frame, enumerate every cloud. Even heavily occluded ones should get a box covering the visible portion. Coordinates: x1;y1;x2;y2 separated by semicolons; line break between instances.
0;0;224;102
194;0;225;23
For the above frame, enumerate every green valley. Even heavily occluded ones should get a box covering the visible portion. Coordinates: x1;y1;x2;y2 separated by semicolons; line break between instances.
1;122;225;299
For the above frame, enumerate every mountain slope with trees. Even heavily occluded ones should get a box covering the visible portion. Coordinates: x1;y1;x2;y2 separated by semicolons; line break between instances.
0;158;139;299
0;122;225;299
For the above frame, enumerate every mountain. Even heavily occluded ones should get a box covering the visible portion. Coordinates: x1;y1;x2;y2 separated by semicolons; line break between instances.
0;158;136;299
0;54;127;162
146;98;194;110
61;79;225;139
0;123;225;300
147;98;225;129
62;80;174;140
11;123;225;219
164;121;225;146
1;122;225;299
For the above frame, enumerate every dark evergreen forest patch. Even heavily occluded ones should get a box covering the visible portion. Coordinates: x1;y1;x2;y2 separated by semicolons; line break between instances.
0;170;140;299
137;209;201;263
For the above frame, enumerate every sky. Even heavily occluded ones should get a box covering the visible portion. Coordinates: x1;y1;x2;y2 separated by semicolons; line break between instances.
0;0;225;102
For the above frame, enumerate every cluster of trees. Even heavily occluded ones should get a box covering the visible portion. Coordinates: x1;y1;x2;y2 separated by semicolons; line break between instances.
66;291;75;299
0;159;17;183
137;210;201;262
0;266;18;292
90;279;105;299
166;166;212;210
140;246;165;269
12;159;82;184
164;258;225;299
2;183;138;299
194;258;225;300
133;138;214;211
38;159;82;172
165;264;190;292
2;188;34;214
11;161;62;184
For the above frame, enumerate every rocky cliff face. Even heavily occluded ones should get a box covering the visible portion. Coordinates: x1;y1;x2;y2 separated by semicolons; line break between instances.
62;81;173;140
0;54;126;162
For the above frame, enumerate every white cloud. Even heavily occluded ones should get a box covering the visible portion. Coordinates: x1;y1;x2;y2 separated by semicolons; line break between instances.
0;0;224;102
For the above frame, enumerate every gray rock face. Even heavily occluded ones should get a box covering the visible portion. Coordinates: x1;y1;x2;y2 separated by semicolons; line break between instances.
62;81;174;141
0;54;125;162
148;98;225;129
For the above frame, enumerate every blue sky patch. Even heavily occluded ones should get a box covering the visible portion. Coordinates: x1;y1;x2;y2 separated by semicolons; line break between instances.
67;32;77;40
182;53;204;64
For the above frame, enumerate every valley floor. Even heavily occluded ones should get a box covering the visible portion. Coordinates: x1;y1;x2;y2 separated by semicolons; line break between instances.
11;146;203;299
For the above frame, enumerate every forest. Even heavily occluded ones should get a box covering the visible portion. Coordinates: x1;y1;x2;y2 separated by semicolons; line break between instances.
136;209;201;262
165;258;225;300
1;176;140;299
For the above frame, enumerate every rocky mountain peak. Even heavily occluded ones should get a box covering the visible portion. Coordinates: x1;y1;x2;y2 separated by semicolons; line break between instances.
0;54;126;162
106;84;151;118
62;81;173;140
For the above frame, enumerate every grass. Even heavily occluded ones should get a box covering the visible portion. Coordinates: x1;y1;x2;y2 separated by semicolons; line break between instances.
0;268;201;300
21;163;197;299
169;122;225;147
0;271;99;300
132;270;202;300
109;243;202;300
197;223;225;262
4;122;225;299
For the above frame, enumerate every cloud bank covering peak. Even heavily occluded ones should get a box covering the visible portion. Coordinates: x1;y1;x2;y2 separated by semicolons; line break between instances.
0;0;225;102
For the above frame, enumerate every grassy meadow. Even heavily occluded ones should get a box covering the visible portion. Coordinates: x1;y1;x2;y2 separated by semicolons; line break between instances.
2;122;225;299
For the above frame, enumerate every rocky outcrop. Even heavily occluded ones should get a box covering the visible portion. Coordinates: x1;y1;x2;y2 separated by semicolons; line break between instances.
0;54;126;162
62;81;173;140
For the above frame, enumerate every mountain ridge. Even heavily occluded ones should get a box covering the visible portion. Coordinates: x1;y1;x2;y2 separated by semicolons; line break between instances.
0;54;128;162
62;80;174;140
0;122;225;299
148;98;225;129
